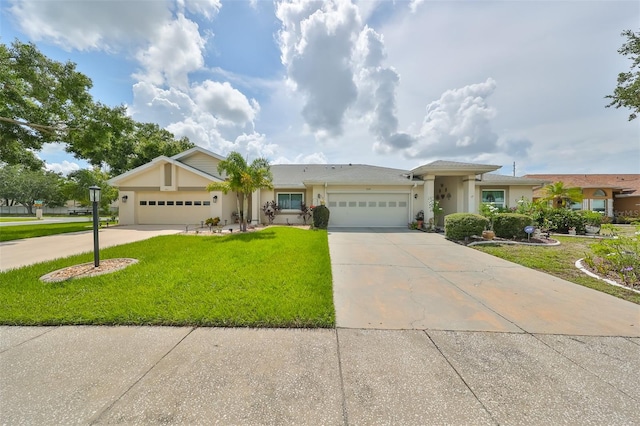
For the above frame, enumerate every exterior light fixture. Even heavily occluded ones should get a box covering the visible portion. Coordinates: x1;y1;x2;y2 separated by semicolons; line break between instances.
121;195;128;202
213;195;218;203
89;186;101;267
414;193;418;199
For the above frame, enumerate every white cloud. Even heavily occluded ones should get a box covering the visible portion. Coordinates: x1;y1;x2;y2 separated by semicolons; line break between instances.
133;13;206;90
8;0;171;51
45;160;81;175
191;80;259;125
276;0;412;152
397;78;529;160
180;0;221;20
276;0;360;137
408;0;424;14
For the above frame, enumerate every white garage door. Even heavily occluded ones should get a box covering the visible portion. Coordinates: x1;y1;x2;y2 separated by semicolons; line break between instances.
137;191;212;225
327;193;410;227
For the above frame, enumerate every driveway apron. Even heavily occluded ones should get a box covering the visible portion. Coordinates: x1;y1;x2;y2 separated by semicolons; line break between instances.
328;228;640;336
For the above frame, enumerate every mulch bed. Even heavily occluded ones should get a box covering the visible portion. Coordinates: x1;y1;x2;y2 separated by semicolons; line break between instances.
40;258;139;283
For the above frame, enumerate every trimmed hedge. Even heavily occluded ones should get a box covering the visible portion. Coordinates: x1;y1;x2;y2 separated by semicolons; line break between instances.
313;205;330;229
445;213;489;240
492;213;533;239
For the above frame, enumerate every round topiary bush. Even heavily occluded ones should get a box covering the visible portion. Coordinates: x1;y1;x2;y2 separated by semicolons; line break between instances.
313;205;330;229
444;213;489;240
492;213;533;239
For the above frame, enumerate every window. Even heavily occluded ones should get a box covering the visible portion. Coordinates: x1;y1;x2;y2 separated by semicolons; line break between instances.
176;201;184;206
278;193;303;210
481;190;505;208
593;189;606;197
167;201;174;206
339;201;347;207
148;201;156;206
185;201;193;206
378;202;387;207
140;201;147;206
348;201;356;207
389;201;397;207
358;201;366;207
158;201;165;206
203;201;211;206
591;199;606;213
194;201;202;206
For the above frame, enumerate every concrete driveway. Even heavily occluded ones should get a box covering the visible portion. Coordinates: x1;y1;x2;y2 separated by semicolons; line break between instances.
329;228;640;336
0;225;184;271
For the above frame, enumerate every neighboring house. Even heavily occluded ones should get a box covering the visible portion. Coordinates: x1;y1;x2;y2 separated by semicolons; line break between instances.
524;174;640;218
108;147;545;227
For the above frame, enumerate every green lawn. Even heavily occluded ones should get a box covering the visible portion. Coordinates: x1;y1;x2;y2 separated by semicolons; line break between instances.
0;222;94;242
473;236;640;304
0;217;37;223
0;227;335;327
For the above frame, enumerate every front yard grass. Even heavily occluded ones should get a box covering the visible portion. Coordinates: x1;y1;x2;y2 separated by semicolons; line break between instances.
0;217;37;223
0;222;94;242
473;236;640;305
0;227;335;327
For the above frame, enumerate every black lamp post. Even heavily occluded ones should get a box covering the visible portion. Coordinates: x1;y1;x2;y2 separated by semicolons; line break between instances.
89;185;101;267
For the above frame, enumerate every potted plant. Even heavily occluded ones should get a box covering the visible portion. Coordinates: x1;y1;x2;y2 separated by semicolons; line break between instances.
582;211;603;235
415;210;425;229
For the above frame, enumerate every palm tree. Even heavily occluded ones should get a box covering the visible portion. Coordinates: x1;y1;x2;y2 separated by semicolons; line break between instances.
542;181;583;209
206;152;273;231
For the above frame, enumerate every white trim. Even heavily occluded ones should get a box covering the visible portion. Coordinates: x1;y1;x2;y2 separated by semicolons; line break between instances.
480;189;506;207
575;259;640;294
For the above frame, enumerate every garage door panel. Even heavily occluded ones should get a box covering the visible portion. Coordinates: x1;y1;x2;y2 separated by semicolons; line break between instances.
328;193;409;227
137;191;212;225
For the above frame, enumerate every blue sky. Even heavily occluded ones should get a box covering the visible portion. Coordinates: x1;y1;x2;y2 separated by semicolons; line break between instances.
1;0;638;176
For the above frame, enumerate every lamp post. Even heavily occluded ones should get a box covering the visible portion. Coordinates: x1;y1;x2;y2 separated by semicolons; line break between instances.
89;185;101;267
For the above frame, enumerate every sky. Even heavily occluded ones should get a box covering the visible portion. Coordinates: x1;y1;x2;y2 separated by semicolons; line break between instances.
1;0;639;177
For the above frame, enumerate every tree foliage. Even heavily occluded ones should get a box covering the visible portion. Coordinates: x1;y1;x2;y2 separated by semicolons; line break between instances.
0;40;93;169
1;40;195;175
542;181;583;209
63;168;118;213
206;152;273;231
606;29;640;120
0;165;66;214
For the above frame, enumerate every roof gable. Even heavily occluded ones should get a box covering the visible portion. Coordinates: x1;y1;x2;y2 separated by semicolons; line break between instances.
108;156;222;186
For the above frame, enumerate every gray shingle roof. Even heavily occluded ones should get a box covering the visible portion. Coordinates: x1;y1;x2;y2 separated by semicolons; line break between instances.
270;164;417;187
477;174;550;186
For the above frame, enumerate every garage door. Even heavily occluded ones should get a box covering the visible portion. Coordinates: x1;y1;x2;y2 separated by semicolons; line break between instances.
327;193;410;227
137;191;212;225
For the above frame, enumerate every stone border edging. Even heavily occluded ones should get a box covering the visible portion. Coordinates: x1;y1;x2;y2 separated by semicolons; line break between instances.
575;259;640;294
468;239;561;247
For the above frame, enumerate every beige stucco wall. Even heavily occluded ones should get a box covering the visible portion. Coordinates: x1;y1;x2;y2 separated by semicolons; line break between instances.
118;190;136;225
174;167;212;188
614;197;640;217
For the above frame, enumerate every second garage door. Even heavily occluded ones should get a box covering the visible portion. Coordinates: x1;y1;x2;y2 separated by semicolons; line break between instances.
327;193;410;227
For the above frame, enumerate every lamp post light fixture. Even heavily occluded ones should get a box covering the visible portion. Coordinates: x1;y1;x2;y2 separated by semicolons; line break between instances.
89;185;101;267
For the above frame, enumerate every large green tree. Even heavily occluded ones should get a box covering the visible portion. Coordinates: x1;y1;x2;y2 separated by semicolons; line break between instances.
206;152;273;232
0;165;66;214
0;40;93;169
1;40;195;175
606;29;640;120
542;181;583;209
63;168;118;214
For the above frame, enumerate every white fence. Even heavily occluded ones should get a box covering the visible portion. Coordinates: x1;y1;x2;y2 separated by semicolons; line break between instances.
0;206;72;215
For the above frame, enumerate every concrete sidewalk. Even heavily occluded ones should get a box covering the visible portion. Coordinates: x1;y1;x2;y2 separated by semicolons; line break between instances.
0;225;184;271
1;326;639;425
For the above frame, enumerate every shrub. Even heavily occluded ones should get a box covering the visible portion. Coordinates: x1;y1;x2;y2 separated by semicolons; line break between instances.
445;213;489;240
313;205;330;229
205;217;220;227
492;213;533;239
262;201;280;224
579;210;604;227
537;209;586;233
